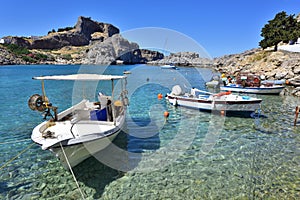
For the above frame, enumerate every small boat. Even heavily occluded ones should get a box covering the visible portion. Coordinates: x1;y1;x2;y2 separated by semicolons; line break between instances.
28;74;129;169
220;73;285;94
123;70;131;74
166;85;262;114
160;64;177;69
220;84;284;94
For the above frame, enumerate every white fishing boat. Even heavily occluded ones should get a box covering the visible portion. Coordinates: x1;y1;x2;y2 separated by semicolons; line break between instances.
28;74;129;169
166;85;262;113
160;64;177;69
220;84;284;94
123;70;131;74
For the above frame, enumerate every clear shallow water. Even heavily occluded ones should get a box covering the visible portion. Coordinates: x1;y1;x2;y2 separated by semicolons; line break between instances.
0;65;299;199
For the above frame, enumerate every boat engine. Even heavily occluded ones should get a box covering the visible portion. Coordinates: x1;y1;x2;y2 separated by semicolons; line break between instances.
28;94;49;112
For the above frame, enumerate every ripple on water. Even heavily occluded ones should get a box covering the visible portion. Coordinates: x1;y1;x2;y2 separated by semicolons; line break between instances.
0;65;299;199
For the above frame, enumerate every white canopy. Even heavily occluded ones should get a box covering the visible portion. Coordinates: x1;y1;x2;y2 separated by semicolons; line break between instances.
33;74;126;81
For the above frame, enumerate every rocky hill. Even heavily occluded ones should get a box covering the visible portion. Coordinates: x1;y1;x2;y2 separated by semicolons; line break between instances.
2;16;119;49
0;16;163;65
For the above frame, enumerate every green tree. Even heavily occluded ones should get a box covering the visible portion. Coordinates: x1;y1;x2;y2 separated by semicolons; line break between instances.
259;11;300;51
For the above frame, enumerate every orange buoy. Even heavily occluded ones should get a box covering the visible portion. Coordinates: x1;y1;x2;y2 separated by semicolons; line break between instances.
285;80;290;85
164;111;169;118
220;110;225;116
157;93;163;99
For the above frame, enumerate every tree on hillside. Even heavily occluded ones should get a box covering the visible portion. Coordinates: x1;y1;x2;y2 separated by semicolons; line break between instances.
259;11;300;51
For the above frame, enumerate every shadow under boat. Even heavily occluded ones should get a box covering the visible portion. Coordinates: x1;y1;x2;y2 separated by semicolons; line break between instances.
72;121;161;199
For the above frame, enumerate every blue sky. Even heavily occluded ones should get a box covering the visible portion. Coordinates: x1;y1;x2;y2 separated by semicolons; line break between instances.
0;0;299;57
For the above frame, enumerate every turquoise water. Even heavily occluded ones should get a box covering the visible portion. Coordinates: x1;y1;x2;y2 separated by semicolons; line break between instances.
0;64;299;199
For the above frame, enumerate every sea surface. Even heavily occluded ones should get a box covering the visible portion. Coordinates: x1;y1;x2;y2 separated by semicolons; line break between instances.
0;64;299;199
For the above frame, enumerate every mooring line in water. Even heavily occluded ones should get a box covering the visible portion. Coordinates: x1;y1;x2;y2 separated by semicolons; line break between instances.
59;142;85;200
0;138;31;145
0;143;35;170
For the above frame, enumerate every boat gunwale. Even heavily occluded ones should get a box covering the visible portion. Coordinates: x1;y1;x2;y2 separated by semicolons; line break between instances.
166;94;262;105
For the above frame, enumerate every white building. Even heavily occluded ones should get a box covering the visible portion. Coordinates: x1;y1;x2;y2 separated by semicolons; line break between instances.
0;38;4;44
278;37;300;53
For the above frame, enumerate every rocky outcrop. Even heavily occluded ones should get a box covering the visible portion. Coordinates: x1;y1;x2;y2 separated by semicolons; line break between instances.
83;34;164;64
3;16;119;50
140;49;164;62
213;48;300;79
147;52;212;66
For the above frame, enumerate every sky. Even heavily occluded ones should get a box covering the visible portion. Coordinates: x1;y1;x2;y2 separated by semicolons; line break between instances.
0;0;299;58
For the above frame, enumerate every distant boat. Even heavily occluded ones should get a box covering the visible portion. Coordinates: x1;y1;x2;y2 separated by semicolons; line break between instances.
123;70;131;74
166;85;262;114
29;74;129;169
160;64;177;69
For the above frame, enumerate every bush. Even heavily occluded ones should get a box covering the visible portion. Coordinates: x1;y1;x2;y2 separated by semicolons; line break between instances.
4;43;30;55
62;54;72;60
22;56;36;63
57;26;74;32
35;53;48;61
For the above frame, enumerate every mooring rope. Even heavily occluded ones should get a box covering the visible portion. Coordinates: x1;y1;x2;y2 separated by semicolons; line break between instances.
59;142;85;199
0;138;31;145
0;143;35;170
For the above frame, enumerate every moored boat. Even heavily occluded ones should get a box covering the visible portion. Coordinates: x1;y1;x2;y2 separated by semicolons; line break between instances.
160;64;177;69
166;85;262;114
29;74;129;169
220;84;284;94
220;73;285;94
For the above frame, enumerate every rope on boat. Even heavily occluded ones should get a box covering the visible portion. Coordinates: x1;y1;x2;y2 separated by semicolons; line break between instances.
0;143;35;170
59;142;85;200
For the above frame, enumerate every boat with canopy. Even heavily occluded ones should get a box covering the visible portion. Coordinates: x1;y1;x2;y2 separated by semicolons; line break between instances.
28;74;129;169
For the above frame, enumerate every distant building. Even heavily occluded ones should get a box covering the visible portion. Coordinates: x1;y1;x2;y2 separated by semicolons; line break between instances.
0;38;4;44
278;38;300;53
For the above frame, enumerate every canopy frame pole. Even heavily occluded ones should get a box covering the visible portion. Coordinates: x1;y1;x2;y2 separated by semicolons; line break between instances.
111;79;116;125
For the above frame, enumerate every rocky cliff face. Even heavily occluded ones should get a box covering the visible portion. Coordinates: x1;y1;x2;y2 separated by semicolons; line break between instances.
148;52;212;66
83;34;164;64
3;16;119;50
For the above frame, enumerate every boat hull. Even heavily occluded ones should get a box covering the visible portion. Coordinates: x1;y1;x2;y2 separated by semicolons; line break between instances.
220;85;284;94
50;129;121;169
166;94;261;112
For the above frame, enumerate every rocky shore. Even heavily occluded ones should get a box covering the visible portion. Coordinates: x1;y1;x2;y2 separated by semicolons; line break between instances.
213;48;300;95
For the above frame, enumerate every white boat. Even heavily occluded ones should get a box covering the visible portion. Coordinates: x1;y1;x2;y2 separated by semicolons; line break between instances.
166;85;262;114
123;70;131;74
28;74;129;169
220;84;284;94
160;64;177;69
